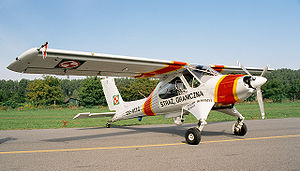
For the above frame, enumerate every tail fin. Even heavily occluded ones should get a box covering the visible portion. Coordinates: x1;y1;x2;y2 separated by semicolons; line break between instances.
101;77;124;111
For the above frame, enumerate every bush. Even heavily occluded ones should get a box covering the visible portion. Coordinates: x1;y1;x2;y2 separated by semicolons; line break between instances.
26;76;64;105
78;77;106;106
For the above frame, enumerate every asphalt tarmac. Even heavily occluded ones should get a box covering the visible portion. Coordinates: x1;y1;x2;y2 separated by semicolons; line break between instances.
1;118;300;170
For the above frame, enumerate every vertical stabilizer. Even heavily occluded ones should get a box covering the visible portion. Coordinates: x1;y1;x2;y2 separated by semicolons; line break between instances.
101;78;124;111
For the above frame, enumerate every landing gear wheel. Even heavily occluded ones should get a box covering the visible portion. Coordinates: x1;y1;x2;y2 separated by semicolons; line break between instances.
185;128;201;145
106;123;111;128
233;123;247;136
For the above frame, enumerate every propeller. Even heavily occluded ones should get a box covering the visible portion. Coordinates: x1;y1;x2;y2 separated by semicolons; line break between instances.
256;87;265;119
238;62;268;119
260;65;269;77
238;61;252;76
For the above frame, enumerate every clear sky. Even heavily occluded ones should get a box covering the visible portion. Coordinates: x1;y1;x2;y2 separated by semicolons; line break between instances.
1;0;300;80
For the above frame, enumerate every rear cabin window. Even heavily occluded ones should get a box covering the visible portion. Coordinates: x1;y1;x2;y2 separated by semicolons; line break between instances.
159;77;186;99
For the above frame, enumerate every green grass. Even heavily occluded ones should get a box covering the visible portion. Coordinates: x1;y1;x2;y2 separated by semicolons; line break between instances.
0;102;300;130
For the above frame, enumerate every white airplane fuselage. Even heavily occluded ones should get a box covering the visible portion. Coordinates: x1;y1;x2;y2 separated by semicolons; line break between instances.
109;66;266;123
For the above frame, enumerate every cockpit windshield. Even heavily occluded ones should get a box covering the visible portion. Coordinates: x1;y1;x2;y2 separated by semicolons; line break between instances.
194;65;220;76
186;65;219;83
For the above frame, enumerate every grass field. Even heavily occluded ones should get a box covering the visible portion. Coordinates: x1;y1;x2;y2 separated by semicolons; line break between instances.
0;102;300;130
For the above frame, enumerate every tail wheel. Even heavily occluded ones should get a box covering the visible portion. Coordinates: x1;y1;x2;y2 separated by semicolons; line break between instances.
185;128;201;145
233;123;247;136
106;123;111;128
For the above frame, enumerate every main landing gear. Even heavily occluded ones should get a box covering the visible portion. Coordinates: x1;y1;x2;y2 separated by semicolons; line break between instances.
185;128;201;145
185;120;206;145
185;116;247;145
232;118;247;136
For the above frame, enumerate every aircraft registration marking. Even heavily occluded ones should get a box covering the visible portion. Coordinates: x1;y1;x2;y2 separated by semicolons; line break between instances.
1;134;299;155
125;106;142;116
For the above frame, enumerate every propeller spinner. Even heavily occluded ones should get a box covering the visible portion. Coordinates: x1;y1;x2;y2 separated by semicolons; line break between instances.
238;62;268;119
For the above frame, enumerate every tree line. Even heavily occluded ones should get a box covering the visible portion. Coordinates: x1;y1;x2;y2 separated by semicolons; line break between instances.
0;68;299;109
262;68;300;102
0;76;158;109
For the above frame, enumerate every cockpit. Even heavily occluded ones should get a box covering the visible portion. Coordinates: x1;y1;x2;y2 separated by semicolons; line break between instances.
158;65;218;99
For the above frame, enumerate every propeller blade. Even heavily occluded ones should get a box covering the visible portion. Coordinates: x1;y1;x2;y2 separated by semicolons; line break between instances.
257;87;265;119
260;65;269;77
237;61;252;76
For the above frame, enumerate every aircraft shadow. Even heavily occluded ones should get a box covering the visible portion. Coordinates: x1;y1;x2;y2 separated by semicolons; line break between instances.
42;123;236;142
0;137;17;144
76;127;107;130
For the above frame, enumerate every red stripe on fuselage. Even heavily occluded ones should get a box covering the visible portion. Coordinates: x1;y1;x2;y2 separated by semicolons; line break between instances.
142;88;156;116
216;75;243;104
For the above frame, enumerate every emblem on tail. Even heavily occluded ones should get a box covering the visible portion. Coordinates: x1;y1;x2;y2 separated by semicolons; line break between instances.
113;95;120;105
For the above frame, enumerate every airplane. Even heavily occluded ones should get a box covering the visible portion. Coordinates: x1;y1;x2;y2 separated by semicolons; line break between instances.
7;43;273;145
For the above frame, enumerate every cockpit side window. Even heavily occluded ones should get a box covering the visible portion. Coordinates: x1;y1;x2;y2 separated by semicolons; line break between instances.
158;77;186;99
183;70;201;88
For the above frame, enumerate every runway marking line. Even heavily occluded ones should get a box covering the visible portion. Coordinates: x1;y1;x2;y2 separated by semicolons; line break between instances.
1;134;300;155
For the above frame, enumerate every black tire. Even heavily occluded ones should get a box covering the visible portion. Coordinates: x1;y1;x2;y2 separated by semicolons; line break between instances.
185;128;201;145
106;123;111;128
233;123;247;136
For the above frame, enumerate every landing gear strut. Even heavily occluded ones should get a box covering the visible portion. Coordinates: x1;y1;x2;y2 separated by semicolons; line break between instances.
232;118;247;136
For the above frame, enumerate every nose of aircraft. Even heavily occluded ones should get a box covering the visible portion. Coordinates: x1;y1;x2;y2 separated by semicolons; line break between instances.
250;76;267;88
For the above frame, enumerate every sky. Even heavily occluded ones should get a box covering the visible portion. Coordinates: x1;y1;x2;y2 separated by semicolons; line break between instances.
0;0;300;80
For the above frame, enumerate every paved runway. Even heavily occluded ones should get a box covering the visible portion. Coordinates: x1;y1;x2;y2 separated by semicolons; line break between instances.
1;118;300;170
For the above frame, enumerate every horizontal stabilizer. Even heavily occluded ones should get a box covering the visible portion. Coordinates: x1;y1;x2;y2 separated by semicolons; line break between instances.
73;112;116;119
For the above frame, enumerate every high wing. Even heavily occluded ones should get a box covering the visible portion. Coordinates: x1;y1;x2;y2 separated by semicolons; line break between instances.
7;46;273;77
210;65;274;75
7;48;188;78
